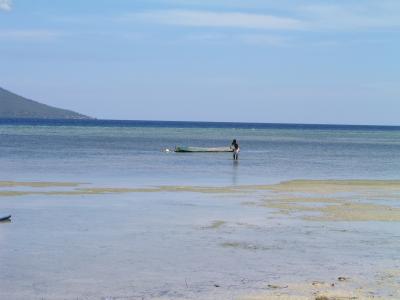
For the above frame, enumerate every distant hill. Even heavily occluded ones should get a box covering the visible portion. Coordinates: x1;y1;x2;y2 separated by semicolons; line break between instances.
0;87;91;119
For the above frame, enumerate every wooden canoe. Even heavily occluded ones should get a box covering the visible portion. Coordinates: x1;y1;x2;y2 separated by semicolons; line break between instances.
174;146;233;153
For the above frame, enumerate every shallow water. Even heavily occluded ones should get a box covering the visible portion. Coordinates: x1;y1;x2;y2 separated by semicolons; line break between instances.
1;120;400;299
1;181;400;299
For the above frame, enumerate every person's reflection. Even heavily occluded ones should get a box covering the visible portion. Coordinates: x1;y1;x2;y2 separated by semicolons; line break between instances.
232;160;239;185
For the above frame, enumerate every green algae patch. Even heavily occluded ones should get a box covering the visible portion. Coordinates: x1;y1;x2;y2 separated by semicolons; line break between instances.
221;241;278;251
0;183;248;197
158;186;240;193
264;197;400;222
256;180;400;222
0;181;85;188
271;197;342;204
74;187;161;194
51;185;244;195
0;191;34;196
221;241;259;250
176;180;400;222
0;187;157;197
306;203;400;222
203;220;226;229
259;179;400;194
2;179;400;212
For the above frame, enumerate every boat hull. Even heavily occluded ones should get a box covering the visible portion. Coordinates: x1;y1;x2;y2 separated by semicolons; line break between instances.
175;146;233;153
0;215;11;222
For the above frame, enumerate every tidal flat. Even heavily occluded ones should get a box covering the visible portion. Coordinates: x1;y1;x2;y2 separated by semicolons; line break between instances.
1;179;400;299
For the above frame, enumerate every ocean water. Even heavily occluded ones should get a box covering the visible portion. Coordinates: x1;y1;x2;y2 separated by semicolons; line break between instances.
1;119;400;299
1;119;400;186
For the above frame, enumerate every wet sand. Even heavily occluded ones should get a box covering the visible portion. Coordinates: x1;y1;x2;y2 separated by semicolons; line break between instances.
241;269;400;299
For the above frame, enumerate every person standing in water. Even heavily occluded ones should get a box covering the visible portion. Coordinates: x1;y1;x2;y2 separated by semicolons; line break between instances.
231;139;240;160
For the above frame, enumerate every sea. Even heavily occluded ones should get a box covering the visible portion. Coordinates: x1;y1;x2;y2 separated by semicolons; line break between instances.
1;118;400;186
1;119;400;299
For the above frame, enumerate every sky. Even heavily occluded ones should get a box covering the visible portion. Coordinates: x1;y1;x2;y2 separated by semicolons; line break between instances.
0;0;399;125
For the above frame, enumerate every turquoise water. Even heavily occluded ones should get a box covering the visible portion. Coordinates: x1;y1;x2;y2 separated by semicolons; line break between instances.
1;119;400;185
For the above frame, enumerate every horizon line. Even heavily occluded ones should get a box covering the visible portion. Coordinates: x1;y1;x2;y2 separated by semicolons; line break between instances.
0;117;399;128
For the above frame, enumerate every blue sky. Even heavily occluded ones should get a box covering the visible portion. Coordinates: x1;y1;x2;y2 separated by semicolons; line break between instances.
0;0;399;124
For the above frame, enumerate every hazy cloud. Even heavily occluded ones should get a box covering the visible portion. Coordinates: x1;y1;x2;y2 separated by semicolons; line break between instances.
0;0;12;11
0;30;62;40
238;34;290;46
120;3;400;34
127;10;304;30
300;2;400;30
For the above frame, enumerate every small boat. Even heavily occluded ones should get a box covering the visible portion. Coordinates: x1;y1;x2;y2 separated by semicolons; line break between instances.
0;215;11;222
175;146;233;153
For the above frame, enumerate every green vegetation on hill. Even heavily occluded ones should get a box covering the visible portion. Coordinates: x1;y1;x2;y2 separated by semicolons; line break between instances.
0;87;91;119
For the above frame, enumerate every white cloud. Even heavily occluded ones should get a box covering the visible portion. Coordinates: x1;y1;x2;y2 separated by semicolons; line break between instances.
0;0;11;11
127;2;400;32
126;9;304;30
300;2;400;30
